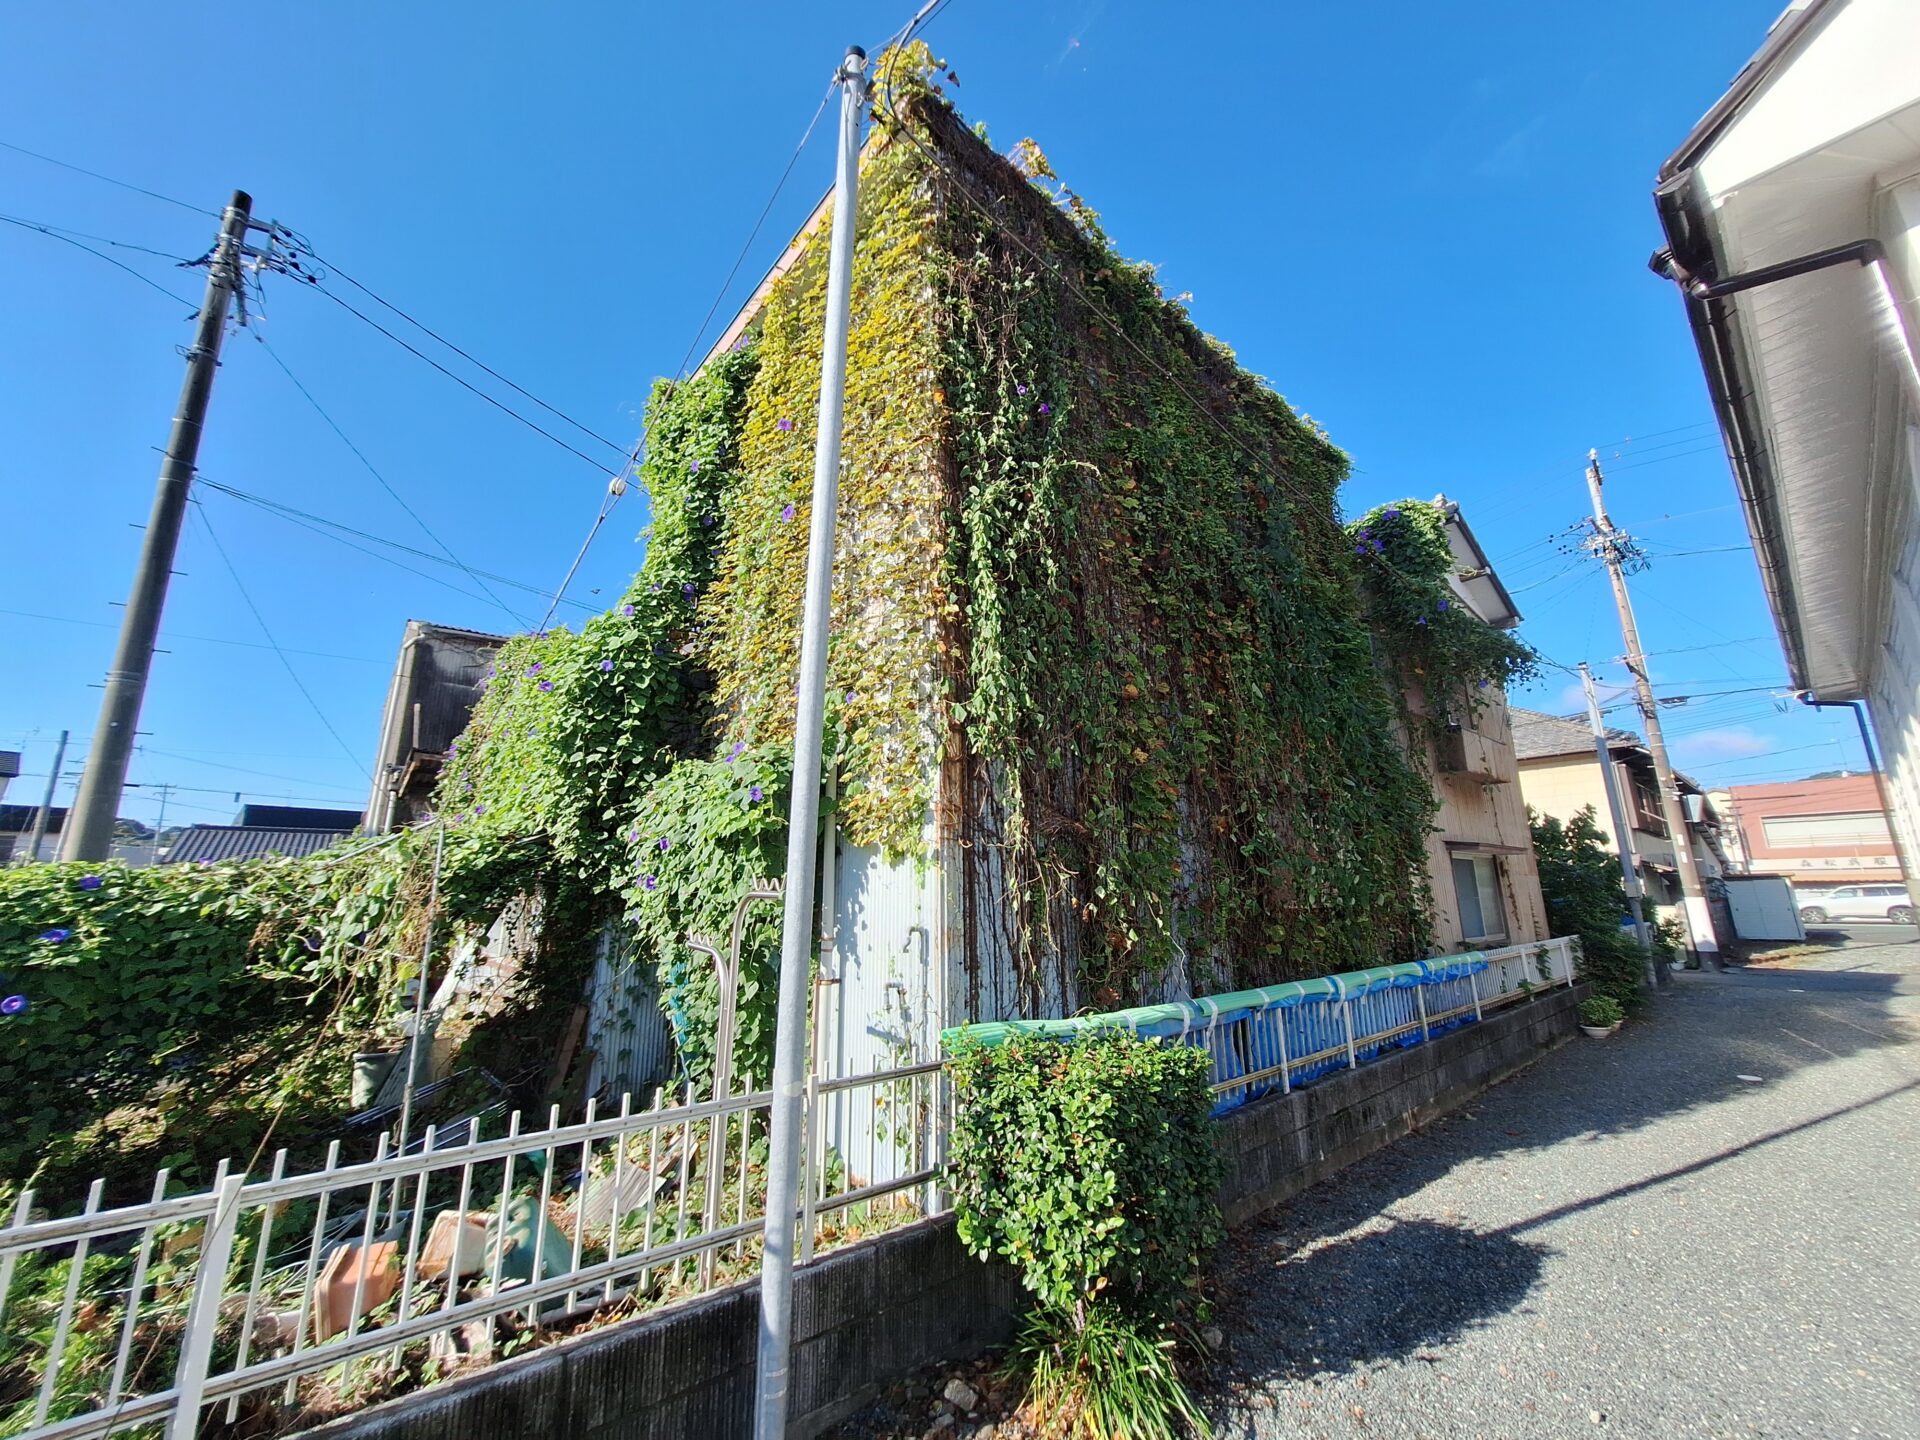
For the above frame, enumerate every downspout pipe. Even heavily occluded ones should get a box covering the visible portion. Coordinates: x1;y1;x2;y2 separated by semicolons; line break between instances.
1799;695;1917;896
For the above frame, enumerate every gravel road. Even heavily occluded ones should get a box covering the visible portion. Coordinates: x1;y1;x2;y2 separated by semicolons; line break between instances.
1202;938;1920;1440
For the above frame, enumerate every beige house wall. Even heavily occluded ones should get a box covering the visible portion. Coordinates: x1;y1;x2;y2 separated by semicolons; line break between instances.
1415;688;1550;954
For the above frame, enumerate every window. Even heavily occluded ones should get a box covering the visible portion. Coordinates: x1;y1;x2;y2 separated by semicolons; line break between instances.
1828;887;1859;899
1761;812;1892;848
1451;854;1509;944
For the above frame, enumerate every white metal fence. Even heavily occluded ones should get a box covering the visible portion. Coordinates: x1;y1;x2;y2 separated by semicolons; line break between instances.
0;1059;946;1440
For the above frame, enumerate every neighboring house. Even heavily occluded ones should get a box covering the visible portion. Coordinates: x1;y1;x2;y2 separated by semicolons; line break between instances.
1511;709;1731;919
234;804;363;830
1412;501;1550;954
1652;0;1920;891
160;818;357;865
1;805;153;867
365;621;507;832
0;751;18;807
1712;774;1901;894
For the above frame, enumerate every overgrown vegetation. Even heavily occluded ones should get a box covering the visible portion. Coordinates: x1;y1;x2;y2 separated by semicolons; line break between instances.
1528;807;1648;1011
948;1032;1221;1438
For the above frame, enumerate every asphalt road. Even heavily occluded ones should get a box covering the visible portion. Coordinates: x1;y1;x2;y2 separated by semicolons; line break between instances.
1201;934;1920;1440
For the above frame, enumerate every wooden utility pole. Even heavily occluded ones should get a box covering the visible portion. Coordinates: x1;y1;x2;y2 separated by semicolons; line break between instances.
1586;449;1721;970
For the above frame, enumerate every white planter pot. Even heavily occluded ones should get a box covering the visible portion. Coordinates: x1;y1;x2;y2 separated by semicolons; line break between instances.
1580;1024;1613;1039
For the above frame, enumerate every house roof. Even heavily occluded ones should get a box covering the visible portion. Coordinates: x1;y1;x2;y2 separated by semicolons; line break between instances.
235;804;363;830
0;803;65;833
1509;708;1640;762
161;824;353;865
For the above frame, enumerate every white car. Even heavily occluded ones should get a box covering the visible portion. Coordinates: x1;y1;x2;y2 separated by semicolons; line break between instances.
1798;884;1915;926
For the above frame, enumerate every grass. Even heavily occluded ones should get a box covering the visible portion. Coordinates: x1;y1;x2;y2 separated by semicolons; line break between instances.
1011;1304;1211;1440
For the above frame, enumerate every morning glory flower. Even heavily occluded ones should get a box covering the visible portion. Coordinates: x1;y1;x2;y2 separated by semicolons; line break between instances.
1038;402;1051;414
1;995;28;1017
781;503;796;522
727;741;746;762
1354;543;1369;556
79;875;102;891
488;666;498;677
1383;506;1400;519
538;679;555;692
622;604;635;617
1016;384;1028;395
682;583;695;599
601;658;615;672
658;837;671;853
629;829;641;842
701;515;715;528
40;929;70;943
474;804;485;815
642;875;659;892
1415;616;1428;627
690;459;700;473
778;418;794;432
1436;598;1450;611
650;582;661;593
526;663;543;676
749;785;764;803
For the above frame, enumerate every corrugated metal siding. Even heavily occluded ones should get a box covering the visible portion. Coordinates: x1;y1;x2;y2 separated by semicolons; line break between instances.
583;924;674;1106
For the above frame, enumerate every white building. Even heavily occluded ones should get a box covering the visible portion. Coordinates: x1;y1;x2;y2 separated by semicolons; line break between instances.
1652;0;1920;886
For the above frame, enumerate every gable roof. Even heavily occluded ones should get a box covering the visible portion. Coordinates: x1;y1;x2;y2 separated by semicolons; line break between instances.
1509;707;1642;762
161;824;353;866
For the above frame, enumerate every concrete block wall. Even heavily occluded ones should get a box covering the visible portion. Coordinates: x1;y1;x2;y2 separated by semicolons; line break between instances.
300;986;1580;1440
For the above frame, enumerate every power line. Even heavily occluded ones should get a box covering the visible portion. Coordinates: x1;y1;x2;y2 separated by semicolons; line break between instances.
0;604;381;663
0;212;199;308
0;138;216;216
194;477;595;613
136;744;368;793
301;246;632;457
189;503;372;781
308;282;622;472
252;335;532;629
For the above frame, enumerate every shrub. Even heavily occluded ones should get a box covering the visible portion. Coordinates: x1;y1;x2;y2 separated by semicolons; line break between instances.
1529;807;1646;1012
1578;994;1624;1028
948;1031;1222;1437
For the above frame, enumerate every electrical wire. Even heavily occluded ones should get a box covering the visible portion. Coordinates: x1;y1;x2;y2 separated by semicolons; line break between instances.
188;503;372;781
0;137;217;216
0;604;380;664
253;335;533;630
193;478;594;612
303;250;631;458
0;212;199;308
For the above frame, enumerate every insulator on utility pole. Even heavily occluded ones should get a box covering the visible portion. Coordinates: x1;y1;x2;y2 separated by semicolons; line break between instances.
62;191;253;863
1585;449;1721;971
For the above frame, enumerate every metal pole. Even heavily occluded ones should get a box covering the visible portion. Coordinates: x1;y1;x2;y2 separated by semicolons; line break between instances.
64;192;253;862
394;821;445;1171
1585;451;1721;969
1580;663;1656;985
754;46;867;1440
21;730;67;865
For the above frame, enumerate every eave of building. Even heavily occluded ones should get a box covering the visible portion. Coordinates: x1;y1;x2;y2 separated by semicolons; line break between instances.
1655;0;1920;700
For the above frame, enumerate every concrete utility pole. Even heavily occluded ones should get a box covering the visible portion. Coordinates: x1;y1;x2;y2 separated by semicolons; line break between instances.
753;46;867;1440
63;192;253;863
1585;449;1721;969
1579;664;1656;986
22;729;68;866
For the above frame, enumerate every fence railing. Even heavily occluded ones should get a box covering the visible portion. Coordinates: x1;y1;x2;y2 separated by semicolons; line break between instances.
0;1059;946;1440
945;936;1580;1115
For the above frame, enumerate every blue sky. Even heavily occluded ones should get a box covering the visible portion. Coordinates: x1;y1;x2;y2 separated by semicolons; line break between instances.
0;0;1863;833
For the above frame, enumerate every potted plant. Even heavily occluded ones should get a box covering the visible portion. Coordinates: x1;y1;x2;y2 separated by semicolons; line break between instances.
1579;994;1625;1038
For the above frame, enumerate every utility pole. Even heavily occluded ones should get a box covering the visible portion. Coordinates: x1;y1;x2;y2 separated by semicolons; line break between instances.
21;730;68;866
1579;665;1656;986
63;192;253;862
1586;449;1721;969
753;46;867;1440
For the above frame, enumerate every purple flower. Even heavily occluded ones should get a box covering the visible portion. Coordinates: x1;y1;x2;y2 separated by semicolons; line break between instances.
658;836;671;853
488;666;498;678
749;785;764;803
39;929;70;944
1354;543;1369;557
1016;383;1028;395
844;689;855;704
778;418;794;432
781;503;796;522
681;583;695;599
629;829;641;842
642;874;659;892
1436;598;1450;612
79;875;102;891
1415;616;1428;627
727;741;746;762
1;995;28;1017
622;604;635;617
1371;538;1384;554
474;804;485;815
526;662;543;676
1038;402;1051;415
600;658;615;672
1383;506;1400;519
690;459;700;473
538;679;555;692
701;515;715;528
650;582;662;593
527;725;539;737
